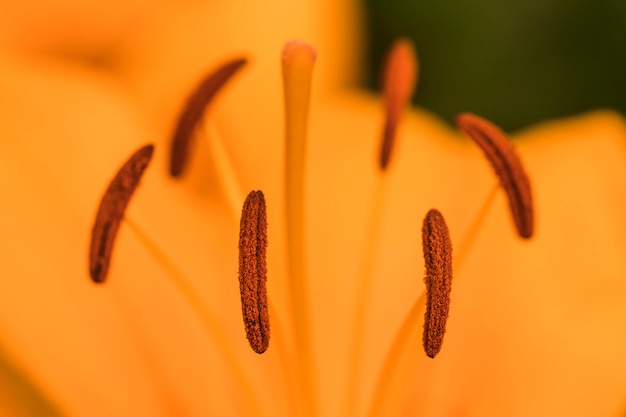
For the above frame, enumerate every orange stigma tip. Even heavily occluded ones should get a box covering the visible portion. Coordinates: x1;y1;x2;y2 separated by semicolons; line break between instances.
380;38;418;170
169;57;247;178
422;209;453;359
238;190;270;354
455;113;534;239
282;40;317;65
89;144;155;284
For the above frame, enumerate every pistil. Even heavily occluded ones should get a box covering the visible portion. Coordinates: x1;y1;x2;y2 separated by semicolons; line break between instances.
281;40;317;417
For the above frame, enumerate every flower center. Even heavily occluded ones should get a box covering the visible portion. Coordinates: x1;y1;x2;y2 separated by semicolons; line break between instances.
87;38;536;417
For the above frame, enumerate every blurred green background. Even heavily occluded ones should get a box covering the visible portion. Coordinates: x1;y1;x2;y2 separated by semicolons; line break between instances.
364;0;626;131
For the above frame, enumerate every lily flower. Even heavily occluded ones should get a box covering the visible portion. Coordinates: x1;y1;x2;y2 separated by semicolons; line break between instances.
1;0;626;416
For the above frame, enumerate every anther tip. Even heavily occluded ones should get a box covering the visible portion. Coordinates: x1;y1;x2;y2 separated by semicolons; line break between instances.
454;112;477;131
89;264;104;284
383;38;418;95
142;144;155;159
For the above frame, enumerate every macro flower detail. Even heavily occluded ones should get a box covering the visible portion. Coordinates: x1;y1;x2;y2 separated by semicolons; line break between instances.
84;36;542;416
3;0;626;416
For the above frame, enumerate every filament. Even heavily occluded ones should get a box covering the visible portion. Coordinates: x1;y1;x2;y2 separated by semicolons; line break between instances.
124;217;261;416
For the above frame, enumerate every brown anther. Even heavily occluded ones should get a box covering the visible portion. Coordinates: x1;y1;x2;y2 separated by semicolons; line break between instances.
169;57;247;178
422;209;453;359
379;38;418;171
238;190;270;354
456;113;534;239
89;144;154;283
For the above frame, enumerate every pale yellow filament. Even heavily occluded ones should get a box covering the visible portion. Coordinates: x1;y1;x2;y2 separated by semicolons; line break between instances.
454;182;500;270
124;217;261;416
202;123;245;219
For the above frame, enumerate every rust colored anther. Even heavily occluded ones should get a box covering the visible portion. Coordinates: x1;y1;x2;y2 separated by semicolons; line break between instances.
379;38;418;171
169;58;247;178
422;209;453;359
89;144;154;283
456;113;534;239
238;190;270;354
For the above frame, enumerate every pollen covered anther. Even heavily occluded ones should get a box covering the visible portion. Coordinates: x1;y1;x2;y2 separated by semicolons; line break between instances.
456;113;534;239
238;190;270;354
89;144;155;284
169;57;247;178
422;209;453;359
379;38;418;170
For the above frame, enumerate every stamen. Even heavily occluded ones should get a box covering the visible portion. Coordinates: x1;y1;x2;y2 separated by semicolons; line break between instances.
89;144;154;283
169;57;247;178
347;41;416;413
367;209;452;415
456;113;534;239
422;209;453;359
379;39;418;171
199;127;295;405
238;190;270;354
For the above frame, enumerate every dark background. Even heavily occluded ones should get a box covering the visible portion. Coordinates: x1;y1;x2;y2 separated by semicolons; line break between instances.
364;0;626;131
